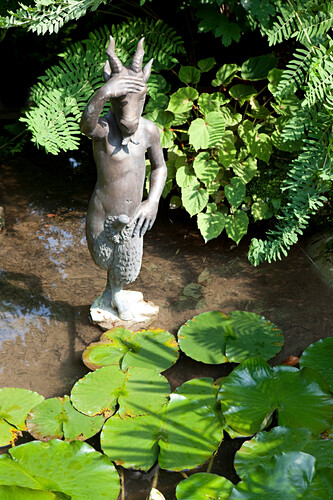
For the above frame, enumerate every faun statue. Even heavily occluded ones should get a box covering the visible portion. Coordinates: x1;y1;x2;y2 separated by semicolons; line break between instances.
80;36;167;322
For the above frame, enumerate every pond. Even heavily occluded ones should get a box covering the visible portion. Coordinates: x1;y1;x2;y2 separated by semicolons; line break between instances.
0;155;332;498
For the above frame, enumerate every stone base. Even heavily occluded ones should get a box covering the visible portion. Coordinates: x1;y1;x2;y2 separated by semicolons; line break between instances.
90;289;159;331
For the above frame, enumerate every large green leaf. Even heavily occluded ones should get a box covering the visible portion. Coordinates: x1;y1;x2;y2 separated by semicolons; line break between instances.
231;156;257;183
225;210;249;244
197;203;225;242
241;55;278;81
198;92;230;114
229;85;257;105
0;388;44;446
167;87;199;114
26;396;104;441
230;451;315;499
181;183;209;217
234;427;312;478
101;378;223;472
300;337;333;391
0;486;58;499
176;164;198;189
217;131;237;168
0;440;120;500
188;112;226;150
71;366;170;418
193;152;220;186
212;64;240;87
225;177;246;208
219;360;333;436
176;472;233;500
179;66;201;85
238;120;272;163
82;327;179;373
302;468;333;499
178;311;283;364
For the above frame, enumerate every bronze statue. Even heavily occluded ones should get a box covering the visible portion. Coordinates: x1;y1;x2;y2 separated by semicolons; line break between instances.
80;36;167;322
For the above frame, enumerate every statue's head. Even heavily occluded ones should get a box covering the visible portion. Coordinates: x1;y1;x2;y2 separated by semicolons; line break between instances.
103;36;153;137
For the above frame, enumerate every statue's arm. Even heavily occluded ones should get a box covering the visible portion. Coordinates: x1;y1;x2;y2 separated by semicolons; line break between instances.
132;122;167;237
80;75;146;138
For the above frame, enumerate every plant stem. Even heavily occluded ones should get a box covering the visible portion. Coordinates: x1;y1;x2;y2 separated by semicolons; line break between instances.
206;453;215;473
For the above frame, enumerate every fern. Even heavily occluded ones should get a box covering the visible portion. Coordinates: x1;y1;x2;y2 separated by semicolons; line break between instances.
21;19;184;154
0;0;107;35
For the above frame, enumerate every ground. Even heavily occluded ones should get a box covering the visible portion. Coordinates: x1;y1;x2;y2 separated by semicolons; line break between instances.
0;157;332;498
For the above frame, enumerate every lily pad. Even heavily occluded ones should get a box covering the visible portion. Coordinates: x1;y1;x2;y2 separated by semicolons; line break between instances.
101;378;223;472
177;311;284;364
82;327;179;373
176;472;233;499
0;486;58;499
71;365;170;418
300;337;333;391
0;440;120;500
230;451;315;499
26;396;104;441
0;388;44;446
219;358;333;436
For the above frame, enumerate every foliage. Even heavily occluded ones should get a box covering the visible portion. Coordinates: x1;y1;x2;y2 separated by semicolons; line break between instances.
19;18;184;154
299;336;333;391
144;55;293;245
82;326;179;371
0;319;331;498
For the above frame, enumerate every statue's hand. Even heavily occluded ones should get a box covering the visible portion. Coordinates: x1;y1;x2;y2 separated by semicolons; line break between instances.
104;74;146;98
132;199;159;238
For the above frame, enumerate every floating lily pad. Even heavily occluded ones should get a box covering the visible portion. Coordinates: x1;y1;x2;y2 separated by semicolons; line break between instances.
0;486;58;499
82;327;179;373
0;440;120;500
26;396;104;441
230;451;315;499
219;358;333;436
176;472;233;499
0;388;44;446
101;378;223;472
300;337;333;391
71;365;170;418
177;311;284;364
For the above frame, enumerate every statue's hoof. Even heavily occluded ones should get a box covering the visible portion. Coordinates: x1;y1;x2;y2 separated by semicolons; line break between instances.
118;309;134;321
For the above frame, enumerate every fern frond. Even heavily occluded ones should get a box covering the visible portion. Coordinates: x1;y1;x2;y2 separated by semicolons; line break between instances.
248;106;333;266
266;6;298;45
0;0;107;35
22;19;184;154
274;45;314;99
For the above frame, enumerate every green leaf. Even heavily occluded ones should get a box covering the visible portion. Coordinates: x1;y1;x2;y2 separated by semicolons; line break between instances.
70;366;170;418
176;165;198;189
82;327;179;373
197;204;225;242
144;93;169;113
0;486;58;499
238;120;272;163
219;360;333;436
193;152;220;185
231;156;257;183
177;311;283;364
179;66;201;85
212;64;239;87
217;131;237;168
167;87;199;114
154;111;175;148
302;468;333;499
0;440;120;500
102;378;223;472
181;183;209;217
225;177;246;208
198;58;216;72
188;112;226;150
26;396;104;442
0;388;44;446
229;85;257;105
300;337;333;391
241;55;278;81
101;412;160;471
234;426;312;479
251;200;273;221
225;210;249;244
198;92;229;114
176;472;233;500
267;68;284;94
230;451;315;499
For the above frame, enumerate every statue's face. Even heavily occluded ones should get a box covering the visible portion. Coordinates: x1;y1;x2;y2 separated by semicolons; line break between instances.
111;69;147;137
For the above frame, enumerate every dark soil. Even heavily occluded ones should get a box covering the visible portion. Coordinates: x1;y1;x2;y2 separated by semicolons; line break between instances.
0;156;332;499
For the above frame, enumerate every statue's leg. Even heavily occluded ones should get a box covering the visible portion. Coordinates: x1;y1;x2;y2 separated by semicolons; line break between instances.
109;275;134;321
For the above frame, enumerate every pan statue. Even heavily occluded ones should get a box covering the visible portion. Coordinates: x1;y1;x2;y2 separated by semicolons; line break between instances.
80;36;167;326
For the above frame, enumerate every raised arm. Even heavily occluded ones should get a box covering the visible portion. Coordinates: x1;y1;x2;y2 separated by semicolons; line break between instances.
132;122;167;237
80;74;146;138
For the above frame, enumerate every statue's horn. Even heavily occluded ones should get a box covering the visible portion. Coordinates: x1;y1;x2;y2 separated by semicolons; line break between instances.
130;37;144;73
105;35;123;74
